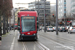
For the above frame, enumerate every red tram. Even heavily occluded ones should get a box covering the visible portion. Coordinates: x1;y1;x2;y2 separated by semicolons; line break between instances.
17;10;38;41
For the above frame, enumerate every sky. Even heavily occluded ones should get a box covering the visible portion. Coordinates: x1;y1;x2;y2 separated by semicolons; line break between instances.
12;0;56;8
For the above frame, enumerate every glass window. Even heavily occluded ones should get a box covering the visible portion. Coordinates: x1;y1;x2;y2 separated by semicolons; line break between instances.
21;17;35;32
64;2;66;4
64;7;66;9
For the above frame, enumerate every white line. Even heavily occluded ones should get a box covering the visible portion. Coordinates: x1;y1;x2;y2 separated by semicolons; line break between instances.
10;31;16;50
10;37;15;50
34;44;36;50
35;42;45;50
23;42;28;50
47;32;75;44
38;42;50;50
41;35;74;50
57;35;75;43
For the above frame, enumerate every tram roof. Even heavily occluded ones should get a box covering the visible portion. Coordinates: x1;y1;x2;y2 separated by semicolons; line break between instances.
18;11;38;17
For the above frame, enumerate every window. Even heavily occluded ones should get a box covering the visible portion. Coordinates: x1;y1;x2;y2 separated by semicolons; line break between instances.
64;7;66;9
21;16;35;32
64;2;66;4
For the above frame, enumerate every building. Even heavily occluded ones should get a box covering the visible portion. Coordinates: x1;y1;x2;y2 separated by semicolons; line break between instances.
58;0;72;25
13;3;28;8
58;0;71;19
28;0;50;25
71;0;75;18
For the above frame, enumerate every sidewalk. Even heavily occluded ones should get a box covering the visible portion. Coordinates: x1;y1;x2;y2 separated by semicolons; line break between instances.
0;30;15;50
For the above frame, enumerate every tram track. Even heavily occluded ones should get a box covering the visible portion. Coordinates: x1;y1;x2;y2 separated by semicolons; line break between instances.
15;30;49;50
22;42;28;50
39;34;75;50
22;41;50;50
35;42;50;50
39;33;75;45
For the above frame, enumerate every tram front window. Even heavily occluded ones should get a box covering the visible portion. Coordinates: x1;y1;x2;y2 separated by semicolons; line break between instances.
21;17;35;32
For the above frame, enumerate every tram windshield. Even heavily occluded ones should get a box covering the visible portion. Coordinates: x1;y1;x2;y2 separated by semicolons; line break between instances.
21;16;35;32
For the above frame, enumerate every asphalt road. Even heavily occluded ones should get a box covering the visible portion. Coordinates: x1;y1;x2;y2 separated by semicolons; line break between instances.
0;30;75;50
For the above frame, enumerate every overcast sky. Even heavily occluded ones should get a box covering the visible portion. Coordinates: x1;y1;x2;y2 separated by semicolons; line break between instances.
12;0;56;8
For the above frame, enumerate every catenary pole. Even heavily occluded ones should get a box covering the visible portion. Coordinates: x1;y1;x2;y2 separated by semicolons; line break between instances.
44;0;46;32
38;0;39;30
56;0;58;35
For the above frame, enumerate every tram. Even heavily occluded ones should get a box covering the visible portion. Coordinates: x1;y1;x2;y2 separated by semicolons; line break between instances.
17;10;38;41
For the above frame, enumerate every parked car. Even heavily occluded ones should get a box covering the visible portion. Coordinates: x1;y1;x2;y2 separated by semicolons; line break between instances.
59;26;67;32
46;26;54;32
53;26;56;31
66;26;70;31
68;26;75;34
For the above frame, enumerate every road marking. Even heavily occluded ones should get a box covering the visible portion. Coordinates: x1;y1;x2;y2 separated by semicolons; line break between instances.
47;32;75;45
34;44;36;50
37;43;45;50
22;42;28;50
35;42;50;50
38;42;50;50
10;37;15;50
10;31;16;50
41;35;74;50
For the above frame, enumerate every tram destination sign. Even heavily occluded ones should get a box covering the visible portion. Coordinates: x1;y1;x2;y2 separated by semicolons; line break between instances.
22;17;35;19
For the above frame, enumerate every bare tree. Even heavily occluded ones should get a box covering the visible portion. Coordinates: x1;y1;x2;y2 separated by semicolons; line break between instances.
0;0;13;40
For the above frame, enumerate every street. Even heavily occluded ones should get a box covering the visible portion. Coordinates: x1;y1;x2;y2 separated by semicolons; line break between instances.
0;30;75;50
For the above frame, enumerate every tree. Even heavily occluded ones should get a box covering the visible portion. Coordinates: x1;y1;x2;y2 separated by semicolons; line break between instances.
0;0;13;40
0;0;3;40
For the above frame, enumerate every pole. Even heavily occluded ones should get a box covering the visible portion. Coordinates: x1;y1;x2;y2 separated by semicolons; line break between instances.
0;15;2;41
64;0;66;26
7;16;8;33
14;9;15;31
3;0;6;35
38;0;39;30
54;17;55;24
35;0;36;10
3;14;6;34
56;0;58;35
44;0;46;32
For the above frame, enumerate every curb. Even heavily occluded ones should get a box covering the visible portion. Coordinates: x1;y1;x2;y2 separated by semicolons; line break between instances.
2;32;9;37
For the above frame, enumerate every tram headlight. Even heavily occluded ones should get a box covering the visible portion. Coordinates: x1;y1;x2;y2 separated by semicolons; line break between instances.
33;33;36;35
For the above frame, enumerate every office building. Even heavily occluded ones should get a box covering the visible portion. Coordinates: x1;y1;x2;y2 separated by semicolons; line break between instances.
28;0;50;25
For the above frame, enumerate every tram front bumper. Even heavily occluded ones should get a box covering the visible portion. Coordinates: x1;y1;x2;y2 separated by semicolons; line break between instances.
20;34;37;40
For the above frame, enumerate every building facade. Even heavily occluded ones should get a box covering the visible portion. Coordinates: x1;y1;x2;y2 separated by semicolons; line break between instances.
58;0;71;19
28;0;50;25
71;0;75;18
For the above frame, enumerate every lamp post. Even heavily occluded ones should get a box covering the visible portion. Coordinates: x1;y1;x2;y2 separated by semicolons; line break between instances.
56;0;58;35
